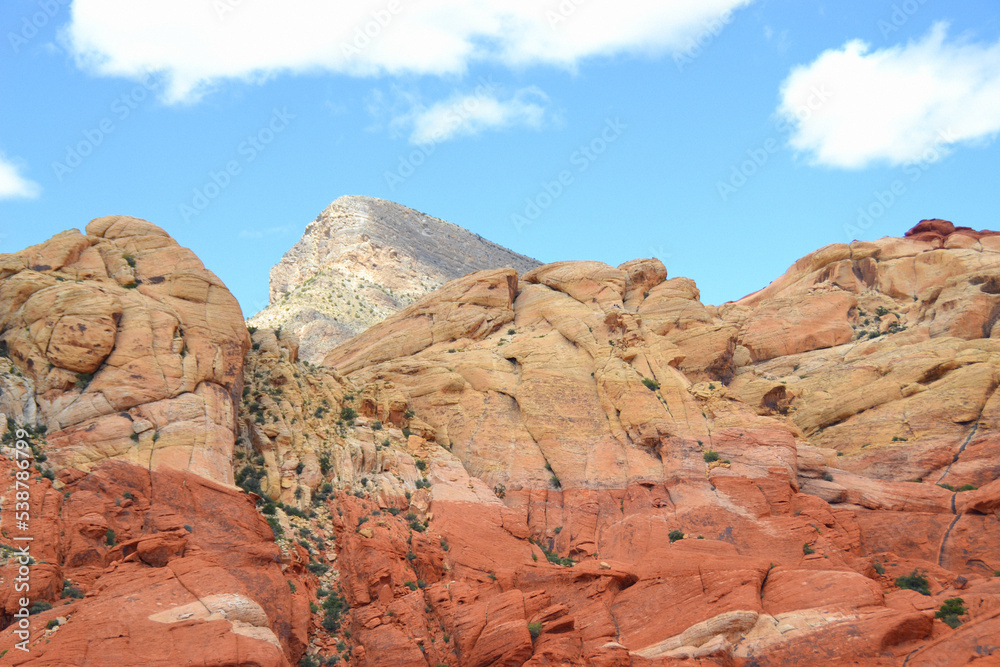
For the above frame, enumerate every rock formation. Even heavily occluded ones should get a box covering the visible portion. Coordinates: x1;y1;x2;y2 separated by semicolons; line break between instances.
248;196;540;363
0;215;249;483
2;214;999;666
311;218;1000;665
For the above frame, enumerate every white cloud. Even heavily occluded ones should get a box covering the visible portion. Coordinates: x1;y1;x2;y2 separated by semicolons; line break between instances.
0;153;40;200
777;23;1000;169
403;86;551;144
64;0;753;104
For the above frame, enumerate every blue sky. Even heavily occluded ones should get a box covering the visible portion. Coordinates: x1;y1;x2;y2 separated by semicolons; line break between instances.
2;0;999;314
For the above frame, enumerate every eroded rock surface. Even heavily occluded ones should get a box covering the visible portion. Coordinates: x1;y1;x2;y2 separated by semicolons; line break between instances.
248;196;540;363
0;215;249;483
303;220;1000;665
3;216;1000;666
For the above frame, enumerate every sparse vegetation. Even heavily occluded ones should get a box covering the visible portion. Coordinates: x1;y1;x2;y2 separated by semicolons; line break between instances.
321;591;349;632
61;580;84;599
669;530;684;543
105;529;116;546
935;597;967;629
29;601;53;615
641;377;660;391
528;622;543;640
802;542;814;555
532;538;574;567
895;569;931;596
703;450;720;463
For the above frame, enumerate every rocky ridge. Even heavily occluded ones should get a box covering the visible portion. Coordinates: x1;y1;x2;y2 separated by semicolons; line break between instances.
1;215;999;666
248;196;540;363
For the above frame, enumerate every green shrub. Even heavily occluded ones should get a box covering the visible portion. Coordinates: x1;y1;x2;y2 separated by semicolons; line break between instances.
822;472;834;482
61;580;84;599
895;569;930;595
703;450;720;463
641;377;660;391
669;530;684;543
528;621;543;640
493;483;506;499
46;618;60;629
339;406;357;423
307;562;330;575
105;529;116;546
321;592;349;633
957;484;977;492
938;483;955;491
29;601;52;615
873;562;885;575
802;543;814;555
935;597;967;629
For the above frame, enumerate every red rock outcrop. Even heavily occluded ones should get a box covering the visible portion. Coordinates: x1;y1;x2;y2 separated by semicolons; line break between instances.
0;215;250;483
4;215;1000;666
307;220;1000;665
0;456;311;665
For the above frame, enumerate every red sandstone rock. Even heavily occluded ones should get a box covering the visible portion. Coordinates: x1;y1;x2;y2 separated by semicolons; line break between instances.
5;216;1000;666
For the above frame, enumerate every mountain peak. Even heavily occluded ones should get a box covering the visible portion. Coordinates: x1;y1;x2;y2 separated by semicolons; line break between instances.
249;196;540;362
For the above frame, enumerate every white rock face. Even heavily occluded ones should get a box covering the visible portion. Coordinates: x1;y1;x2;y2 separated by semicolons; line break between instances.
248;195;540;362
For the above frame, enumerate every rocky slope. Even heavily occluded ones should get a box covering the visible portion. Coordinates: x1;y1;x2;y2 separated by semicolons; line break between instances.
1;215;999;666
0;217;309;665
312;219;1000;665
248;196;540;364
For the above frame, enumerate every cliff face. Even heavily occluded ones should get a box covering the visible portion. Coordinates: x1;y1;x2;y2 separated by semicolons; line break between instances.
0;217;310;665
2;214;1000;666
313;219;1000;665
248;195;540;363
